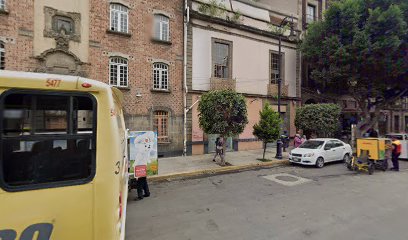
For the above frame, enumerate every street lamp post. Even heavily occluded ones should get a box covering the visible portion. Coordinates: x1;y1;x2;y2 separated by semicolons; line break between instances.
275;16;297;160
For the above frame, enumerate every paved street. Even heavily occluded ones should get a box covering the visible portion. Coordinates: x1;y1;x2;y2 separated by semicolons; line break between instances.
126;160;408;240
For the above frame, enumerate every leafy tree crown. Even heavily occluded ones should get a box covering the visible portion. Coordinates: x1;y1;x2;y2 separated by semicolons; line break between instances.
295;104;341;137
253;103;282;143
198;90;248;137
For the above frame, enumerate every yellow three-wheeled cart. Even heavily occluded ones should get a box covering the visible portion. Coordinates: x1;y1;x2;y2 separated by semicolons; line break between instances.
346;138;392;175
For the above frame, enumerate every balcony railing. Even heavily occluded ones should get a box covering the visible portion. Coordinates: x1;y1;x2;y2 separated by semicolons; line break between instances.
267;83;288;97
210;77;236;91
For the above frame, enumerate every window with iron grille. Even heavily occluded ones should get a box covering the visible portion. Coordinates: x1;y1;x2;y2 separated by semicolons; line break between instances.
0;0;5;10
153;63;169;90
270;52;281;84
153;111;169;143
212;40;231;79
306;4;316;24
109;57;128;87
0;42;4;70
110;4;128;33
154;14;169;41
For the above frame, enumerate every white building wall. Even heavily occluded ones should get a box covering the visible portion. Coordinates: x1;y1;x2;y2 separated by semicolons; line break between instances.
192;27;298;97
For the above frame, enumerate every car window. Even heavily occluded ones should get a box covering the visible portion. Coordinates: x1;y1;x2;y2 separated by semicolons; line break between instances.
324;141;334;149
299;140;324;149
334;141;344;148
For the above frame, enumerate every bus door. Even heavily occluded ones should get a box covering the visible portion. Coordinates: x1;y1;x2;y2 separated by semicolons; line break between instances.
0;90;97;239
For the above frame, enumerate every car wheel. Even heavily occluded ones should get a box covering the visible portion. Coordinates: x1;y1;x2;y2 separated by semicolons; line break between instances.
315;157;324;168
343;154;351;165
368;162;375;175
343;153;350;164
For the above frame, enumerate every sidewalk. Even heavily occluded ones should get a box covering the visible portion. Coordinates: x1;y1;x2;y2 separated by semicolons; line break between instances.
149;148;290;182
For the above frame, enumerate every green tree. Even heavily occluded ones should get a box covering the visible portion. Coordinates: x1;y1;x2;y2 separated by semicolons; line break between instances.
301;0;408;136
253;103;282;160
198;90;248;165
295;104;341;138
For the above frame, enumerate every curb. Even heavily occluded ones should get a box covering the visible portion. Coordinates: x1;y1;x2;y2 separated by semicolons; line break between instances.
148;160;290;183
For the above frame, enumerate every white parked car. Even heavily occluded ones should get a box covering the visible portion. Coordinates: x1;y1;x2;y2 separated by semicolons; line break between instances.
289;138;353;168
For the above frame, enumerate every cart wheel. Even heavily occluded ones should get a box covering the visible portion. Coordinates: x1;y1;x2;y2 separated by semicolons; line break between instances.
368;163;374;175
382;160;388;171
344;155;352;170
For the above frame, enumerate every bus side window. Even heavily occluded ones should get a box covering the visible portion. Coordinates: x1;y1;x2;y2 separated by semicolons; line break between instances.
0;92;97;190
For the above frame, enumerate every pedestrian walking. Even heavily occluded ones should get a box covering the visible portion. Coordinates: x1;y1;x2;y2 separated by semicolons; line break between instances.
390;136;401;171
280;131;290;152
213;137;225;164
136;176;150;201
294;133;302;148
301;135;307;144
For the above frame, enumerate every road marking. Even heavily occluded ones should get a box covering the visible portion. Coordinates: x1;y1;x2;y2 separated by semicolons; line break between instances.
263;173;312;186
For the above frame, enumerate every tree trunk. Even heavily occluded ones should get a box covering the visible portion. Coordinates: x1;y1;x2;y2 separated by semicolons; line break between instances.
221;135;226;166
228;0;234;12
355;108;380;138
263;142;267;160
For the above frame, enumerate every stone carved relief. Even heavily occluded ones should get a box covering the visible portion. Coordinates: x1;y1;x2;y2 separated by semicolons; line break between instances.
36;7;85;76
35;48;86;77
43;6;81;42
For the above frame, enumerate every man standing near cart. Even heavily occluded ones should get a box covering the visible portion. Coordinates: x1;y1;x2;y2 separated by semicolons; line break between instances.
391;136;402;171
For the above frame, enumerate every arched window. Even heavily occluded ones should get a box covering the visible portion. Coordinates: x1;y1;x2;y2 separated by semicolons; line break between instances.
0;0;5;10
154;14;169;41
153;111;169;143
153;63;169;90
110;3;129;33
0;42;5;70
109;57;128;87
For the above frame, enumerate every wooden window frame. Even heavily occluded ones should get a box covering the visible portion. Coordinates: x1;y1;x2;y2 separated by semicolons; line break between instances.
109;57;129;87
154;14;170;42
0;41;4;70
269;50;285;85
110;3;129;33
306;4;316;24
211;38;233;79
153;63;169;90
0;0;5;10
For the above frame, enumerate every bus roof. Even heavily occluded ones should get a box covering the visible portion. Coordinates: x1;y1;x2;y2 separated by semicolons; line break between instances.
0;70;111;92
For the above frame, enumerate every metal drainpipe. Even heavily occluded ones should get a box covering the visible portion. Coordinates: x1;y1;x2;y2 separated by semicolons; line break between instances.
183;0;190;156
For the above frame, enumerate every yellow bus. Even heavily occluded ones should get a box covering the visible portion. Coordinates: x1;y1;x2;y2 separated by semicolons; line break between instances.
0;71;128;240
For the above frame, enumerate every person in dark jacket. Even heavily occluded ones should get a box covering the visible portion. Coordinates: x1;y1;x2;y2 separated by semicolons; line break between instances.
281;131;290;152
390;137;401;171
213;137;223;162
136;177;150;200
368;128;379;138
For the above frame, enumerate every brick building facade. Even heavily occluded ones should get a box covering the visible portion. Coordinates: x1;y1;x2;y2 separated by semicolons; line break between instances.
0;0;185;157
